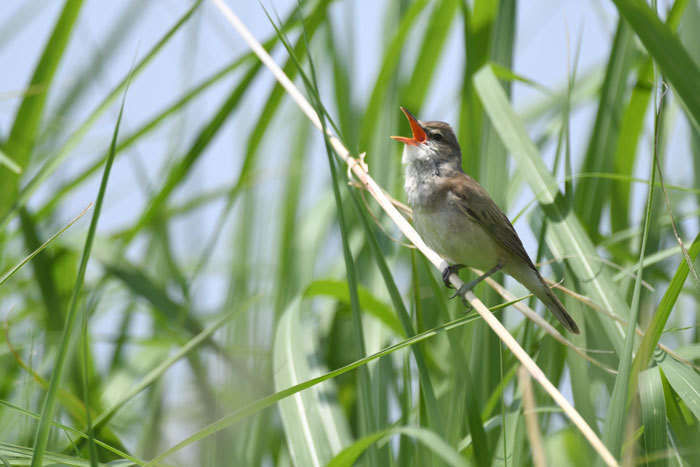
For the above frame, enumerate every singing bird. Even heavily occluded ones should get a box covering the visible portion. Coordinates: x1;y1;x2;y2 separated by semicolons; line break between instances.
391;107;579;334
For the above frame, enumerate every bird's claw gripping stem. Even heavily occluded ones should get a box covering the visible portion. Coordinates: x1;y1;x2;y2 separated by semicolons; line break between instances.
441;264;466;288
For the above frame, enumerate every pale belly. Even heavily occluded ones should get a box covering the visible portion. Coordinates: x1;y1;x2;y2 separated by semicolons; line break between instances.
413;205;505;271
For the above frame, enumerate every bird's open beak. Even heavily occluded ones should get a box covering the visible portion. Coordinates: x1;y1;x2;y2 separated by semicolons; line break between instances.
391;107;427;146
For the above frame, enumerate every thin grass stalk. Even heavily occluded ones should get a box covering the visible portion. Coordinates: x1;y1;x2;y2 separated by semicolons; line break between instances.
30;69;131;467
602;84;662;460
267;4;379;462
210;1;618;465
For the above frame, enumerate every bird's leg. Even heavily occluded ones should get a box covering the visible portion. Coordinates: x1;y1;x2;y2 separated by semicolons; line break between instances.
450;262;504;303
442;264;466;288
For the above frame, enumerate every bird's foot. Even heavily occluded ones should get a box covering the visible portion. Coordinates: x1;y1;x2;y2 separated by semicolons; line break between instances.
449;279;479;310
441;264;466;288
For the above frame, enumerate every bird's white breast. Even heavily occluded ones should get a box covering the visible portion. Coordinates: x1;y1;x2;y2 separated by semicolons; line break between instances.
412;200;504;271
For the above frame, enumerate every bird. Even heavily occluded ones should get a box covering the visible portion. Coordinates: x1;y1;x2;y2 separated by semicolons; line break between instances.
391;107;580;334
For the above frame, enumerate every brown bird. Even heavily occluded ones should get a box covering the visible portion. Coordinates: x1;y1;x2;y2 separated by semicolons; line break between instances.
392;107;579;334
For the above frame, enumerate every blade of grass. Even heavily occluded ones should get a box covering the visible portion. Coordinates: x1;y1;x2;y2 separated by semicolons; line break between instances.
327;426;468;467
415;254;491;465
119;59;259;242
459;0;499;176
2;442;113;467
0;204;91;287
638;367;667;467
630;231;700;378
303;279;403;336
657;353;700;422
357;0;429;150
30;68;130;467
0;148;22;174
80;294;97;467
400;0;459;113
0;0;84;207
348;192;443;443
46;0;145;132
602;84;663;459
660;367;700;465
189;0;332;276
18;207;66;331
35;43;286;220
612;0;700;131
574;19;635;237
273;296;353;466
0;400;144;464
478;0;516;209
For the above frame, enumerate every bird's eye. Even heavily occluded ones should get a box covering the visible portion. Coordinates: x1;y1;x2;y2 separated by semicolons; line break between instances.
432;132;443;142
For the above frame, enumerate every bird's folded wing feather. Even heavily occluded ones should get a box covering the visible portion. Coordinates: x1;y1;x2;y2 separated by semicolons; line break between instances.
441;174;535;268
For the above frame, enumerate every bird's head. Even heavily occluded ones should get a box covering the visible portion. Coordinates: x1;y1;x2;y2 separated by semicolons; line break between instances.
391;107;461;169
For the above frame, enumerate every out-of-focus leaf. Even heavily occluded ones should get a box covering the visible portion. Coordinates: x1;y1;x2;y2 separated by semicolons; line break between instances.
612;0;700;131
304;279;403;336
0;149;22;174
327;426;468;467
273;297;353;467
0;0;83;206
639;367;668;467
31;65;128;467
657;353;700;421
574;19;635;237
630;232;700;391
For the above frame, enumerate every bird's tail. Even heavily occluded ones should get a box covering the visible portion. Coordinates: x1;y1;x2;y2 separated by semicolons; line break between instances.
532;273;580;334
516;266;580;334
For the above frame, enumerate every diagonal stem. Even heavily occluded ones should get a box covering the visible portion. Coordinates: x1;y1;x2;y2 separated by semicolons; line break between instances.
209;1;618;465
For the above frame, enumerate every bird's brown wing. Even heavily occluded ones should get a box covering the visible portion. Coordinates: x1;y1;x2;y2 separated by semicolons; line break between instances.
440;173;535;268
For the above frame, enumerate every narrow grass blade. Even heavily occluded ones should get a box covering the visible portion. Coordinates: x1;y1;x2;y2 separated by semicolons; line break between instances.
0;204;91;287
0;0;83;206
327;426;468;467
612;0;700;130
0;400;143;464
460;0;501;178
603;81;662;460
660;368;700;465
478;0;516;208
630;232;700;392
638;367;667;467
357;0;429;149
401;0;459;112
574;19;635;236
1;442;111;467
47;0;144;127
30;69;130;467
657;354;700;422
273;297;353;466
0;149;22;175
